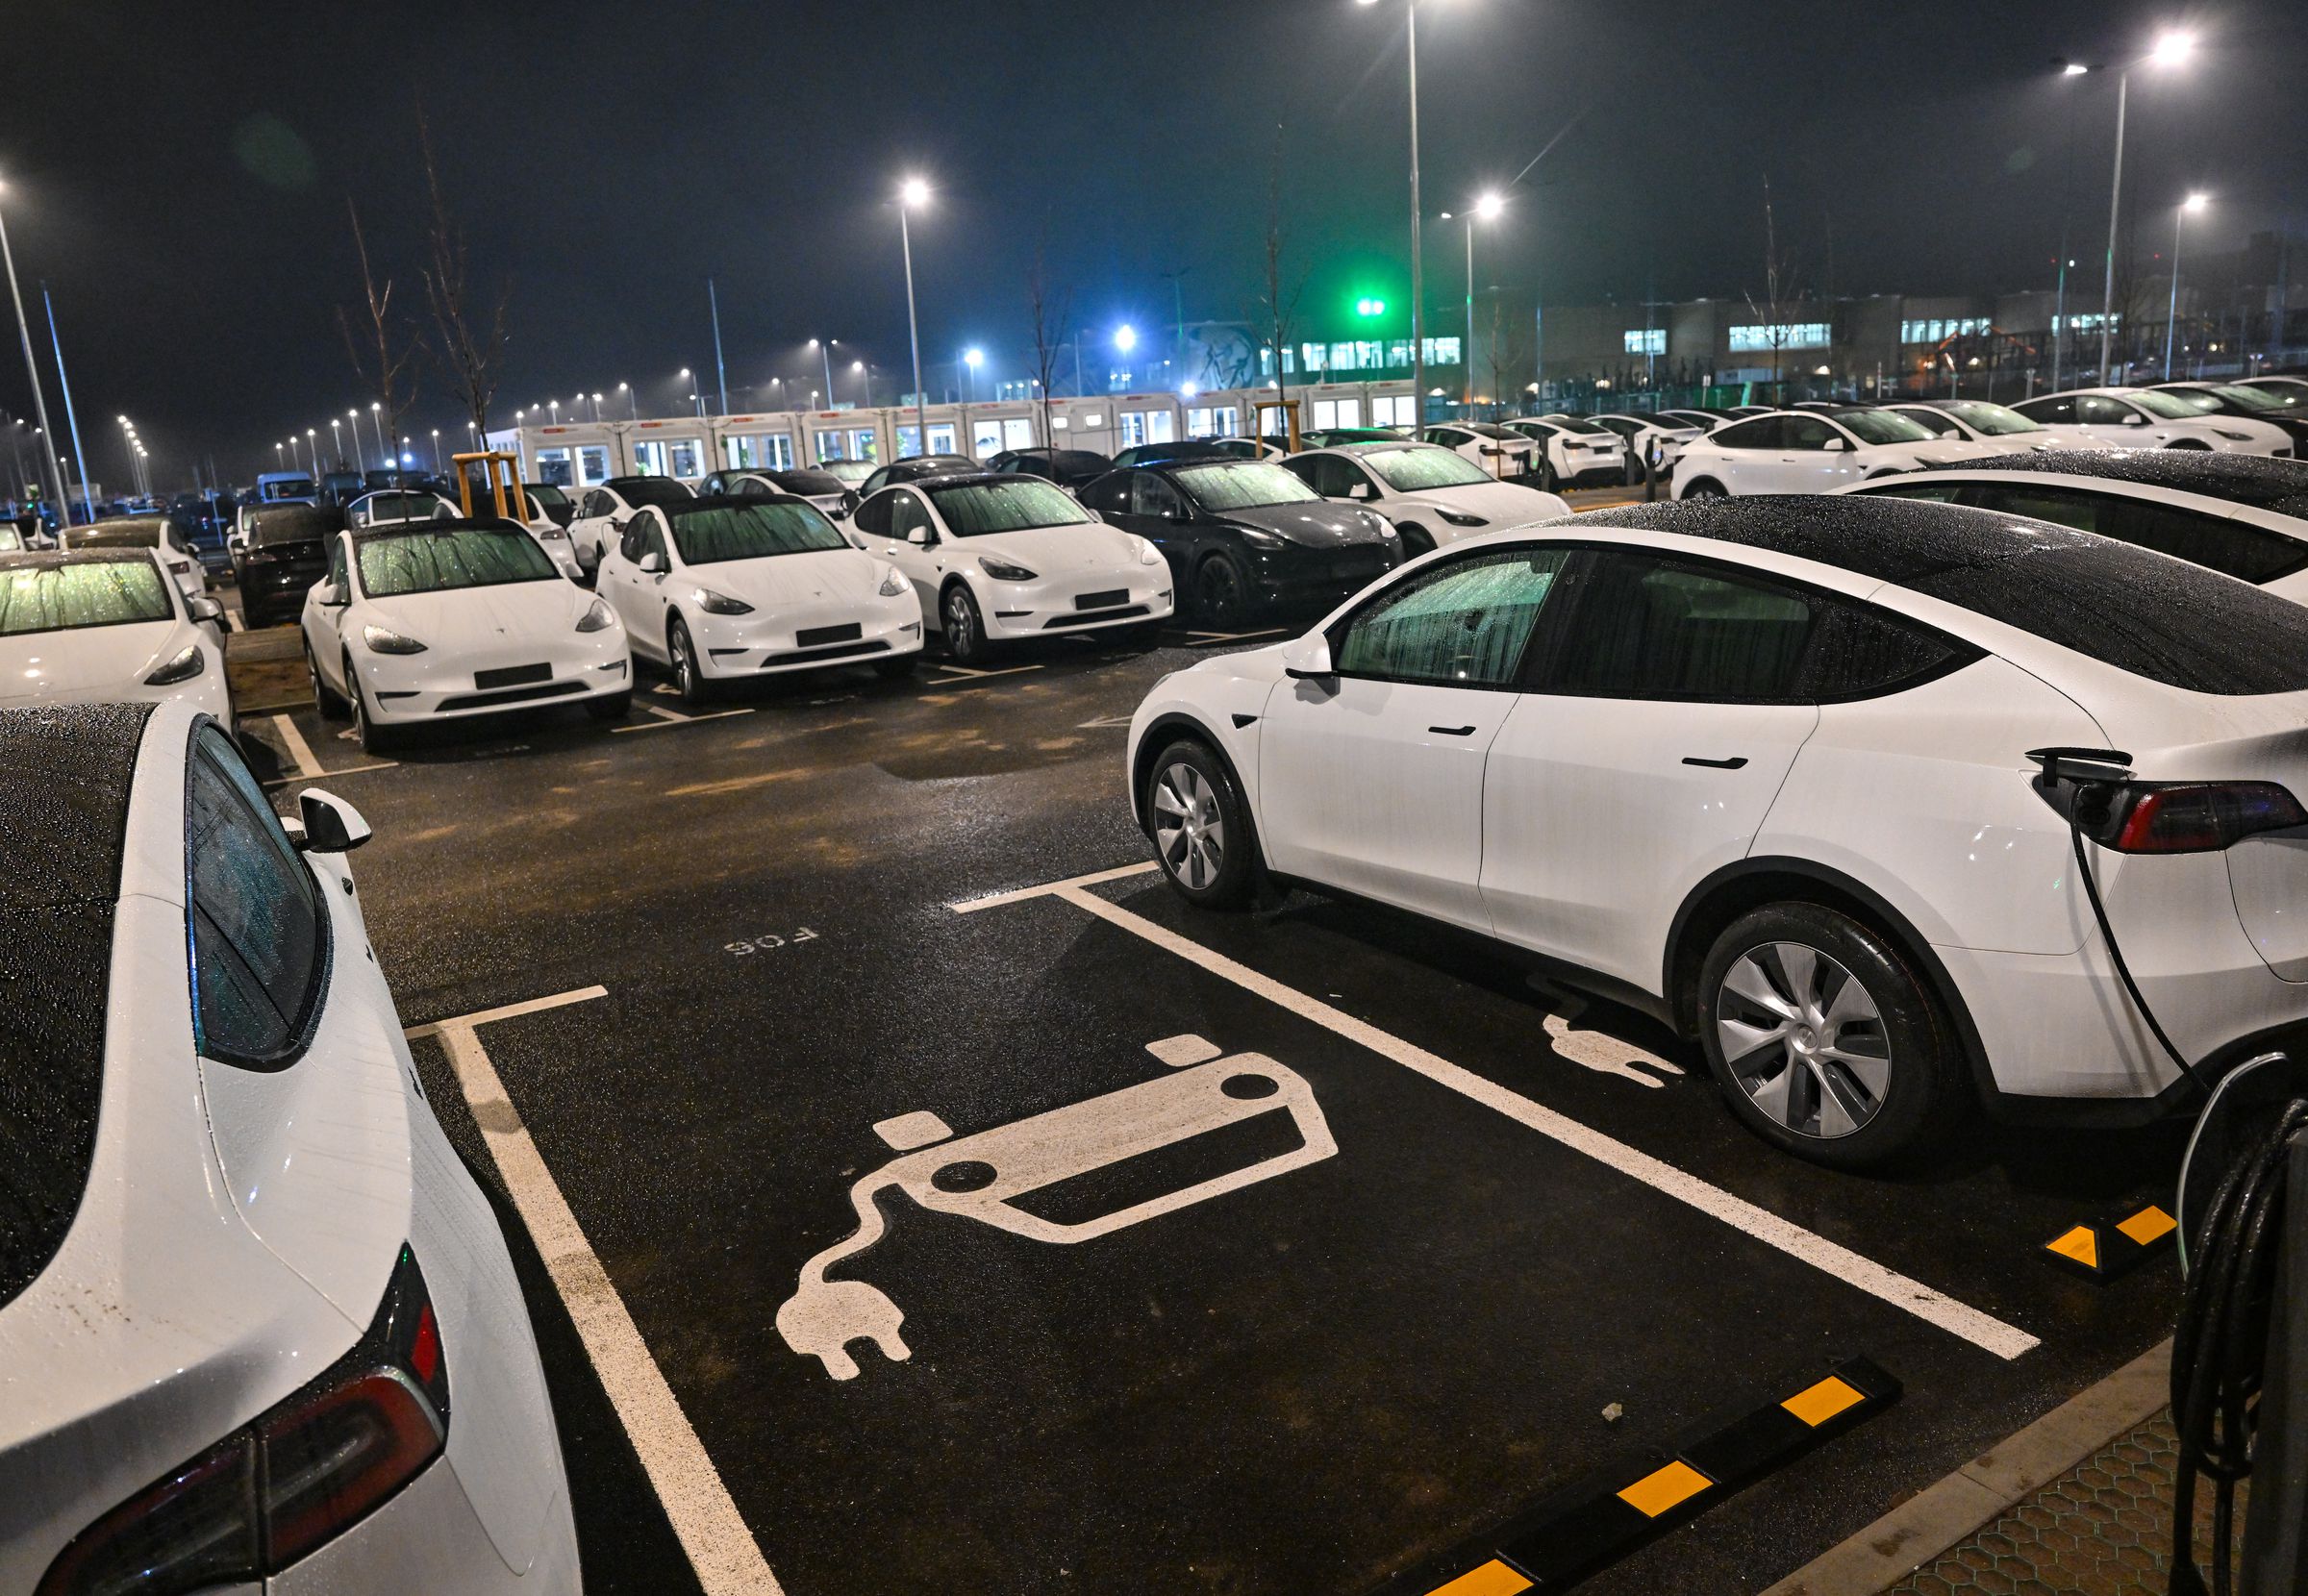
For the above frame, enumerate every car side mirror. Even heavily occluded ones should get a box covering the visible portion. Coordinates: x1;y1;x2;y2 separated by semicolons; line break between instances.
1350;482;1379;502
320;582;349;608
1821;436;1848;452
1282;633;1334;681
639;551;666;574
906;526;932;547
295;787;371;854
2120;411;2146;425
188;595;225;625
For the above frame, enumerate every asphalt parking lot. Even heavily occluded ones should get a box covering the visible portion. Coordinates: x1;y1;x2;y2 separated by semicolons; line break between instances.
220;531;2190;1595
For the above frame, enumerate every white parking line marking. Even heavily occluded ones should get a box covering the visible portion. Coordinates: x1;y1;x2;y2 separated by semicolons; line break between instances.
1186;627;1289;644
416;988;785;1596
644;703;690;722
927;662;1041;686
949;860;1159;914
997;879;2039;1361
404;984;610;1039
1077;713;1136;730
611;708;754;734
261;762;398;788
271;712;324;779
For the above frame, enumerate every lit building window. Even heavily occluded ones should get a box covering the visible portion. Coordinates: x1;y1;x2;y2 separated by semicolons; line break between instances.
1420;337;1462;365
2051;312;2120;334
1728;323;1831;352
1624;329;1665;355
1899;317;1991;343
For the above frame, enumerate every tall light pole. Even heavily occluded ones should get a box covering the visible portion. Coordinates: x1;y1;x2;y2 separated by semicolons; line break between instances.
850;359;867;407
965;347;983;403
898;177;931;453
708;277;729;416
1443;192;1504;410
431;428;442;472
2082;29;2195;385
809;339;837;407
0;177;69;520
276;440;287;472
1360;0;1426;430
2166;192;2209;379
306;428;317;473
369;402;388;470
618;380;637;420
331;416;347;470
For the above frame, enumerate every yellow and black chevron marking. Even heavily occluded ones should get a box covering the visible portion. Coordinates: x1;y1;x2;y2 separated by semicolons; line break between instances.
2042;1202;2177;1284
1401;1358;1901;1595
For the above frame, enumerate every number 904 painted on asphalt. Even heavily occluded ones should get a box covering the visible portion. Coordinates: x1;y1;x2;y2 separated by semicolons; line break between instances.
724;927;821;957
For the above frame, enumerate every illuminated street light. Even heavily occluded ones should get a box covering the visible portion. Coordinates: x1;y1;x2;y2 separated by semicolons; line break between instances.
897;178;931;451
1452;192;1506;408
2166;192;2212;379
431;428;442;472
618;381;637;420
0;174;69;516
2069;27;2200;382
965;346;984;402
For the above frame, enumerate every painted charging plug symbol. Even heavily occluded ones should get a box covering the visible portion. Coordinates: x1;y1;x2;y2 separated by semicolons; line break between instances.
775;1034;1338;1380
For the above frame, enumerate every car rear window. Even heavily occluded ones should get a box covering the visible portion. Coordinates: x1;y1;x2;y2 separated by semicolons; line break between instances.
250;505;343;546
61;520;167;550
613;477;696;509
0;556;174;635
1903;532;2308;695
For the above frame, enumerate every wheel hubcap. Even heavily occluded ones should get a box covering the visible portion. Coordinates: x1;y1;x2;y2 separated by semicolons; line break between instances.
1151;762;1225;890
1200;565;1236;621
1715;941;1890;1139
945;594;971;649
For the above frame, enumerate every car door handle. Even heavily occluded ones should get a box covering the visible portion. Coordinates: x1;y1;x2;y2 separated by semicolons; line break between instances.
1429;725;1477;736
1682;755;1749;769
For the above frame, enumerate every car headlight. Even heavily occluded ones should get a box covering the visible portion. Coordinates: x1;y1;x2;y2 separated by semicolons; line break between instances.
576;596;618;631
1437;509;1488;528
1236;526;1287;549
2212;428;2253;441
692;587;754;615
978;556;1038;582
878;566;908;597
361;624;428;655
1138;538;1166;566
144;642;204;685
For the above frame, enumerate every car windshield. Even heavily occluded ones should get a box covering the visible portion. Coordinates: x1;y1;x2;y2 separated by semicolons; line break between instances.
670;502;851;564
2156;389;2226;414
1172;461;1323;511
927;480;1093;535
818;461;876;485
1833;410;1937;444
1365;446;1492;490
2205;385;2282;412
2125;389;2205;421
61;520;166;550
261;478;316;499
614;477;696;509
250;506;342;545
774;470;848;496
1940;401;2042;436
357;528;559;596
0;557;173;635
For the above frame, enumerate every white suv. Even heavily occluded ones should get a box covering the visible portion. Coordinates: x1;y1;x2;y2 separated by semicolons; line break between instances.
1672;408;2004;497
1283;442;1568;558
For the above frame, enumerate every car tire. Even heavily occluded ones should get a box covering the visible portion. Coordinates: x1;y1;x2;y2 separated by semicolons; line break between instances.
1540;458;1560;493
1143;737;1262;910
1695;903;1963;1170
872;653;919;679
941;583;988;664
1394;523;1436;559
309;643;349;719
1680;478;1728;501
668;616;713;707
1192;555;1250;629
586;689;632;720
346;655;394;755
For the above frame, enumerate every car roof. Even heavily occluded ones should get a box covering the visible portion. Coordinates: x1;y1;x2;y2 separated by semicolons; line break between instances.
870;470;1011;493
1569;493;2095;585
1319;440;1448;456
1908;449;2308;514
350;515;527;538
0;547;166;571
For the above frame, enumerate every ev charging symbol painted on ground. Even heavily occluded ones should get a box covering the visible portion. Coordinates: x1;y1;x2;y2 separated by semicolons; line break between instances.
775;1034;1339;1380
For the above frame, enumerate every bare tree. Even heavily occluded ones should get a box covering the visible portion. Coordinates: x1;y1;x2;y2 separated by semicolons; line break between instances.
416;108;510;447
1743;174;1805;395
1246;136;1308;439
337;198;417;471
1024;240;1070;449
1484;298;1530;423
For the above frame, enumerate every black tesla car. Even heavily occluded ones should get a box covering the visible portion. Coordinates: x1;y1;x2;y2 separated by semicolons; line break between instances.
1081;456;1401;626
859;454;980;495
988;446;1112;494
234;502;342;628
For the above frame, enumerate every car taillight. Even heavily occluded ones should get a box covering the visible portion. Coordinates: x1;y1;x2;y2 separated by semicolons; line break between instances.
37;1246;448;1595
2056;780;2308;854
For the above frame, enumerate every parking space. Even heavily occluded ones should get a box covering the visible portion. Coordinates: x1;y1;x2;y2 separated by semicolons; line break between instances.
213;574;2194;1596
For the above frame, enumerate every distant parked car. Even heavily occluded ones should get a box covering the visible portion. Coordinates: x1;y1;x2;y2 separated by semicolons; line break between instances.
1081;456;1401;627
0;701;582;1595
703;467;855;521
1500;415;1627;489
1670;408;2004;498
233;502;342;628
1421;423;1541;480
987;446;1114;494
859;454;979;496
814;459;878;492
1587;413;1705;483
254;470;318;505
2008;387;2293;456
1884;398;2093;451
1297;427;1408;450
60;514;210;604
318;470;367;507
2147;382;2308;452
2238;376;2308;410
525;482;576;528
0;549;230;724
1282;441;1569;556
564;476;699;576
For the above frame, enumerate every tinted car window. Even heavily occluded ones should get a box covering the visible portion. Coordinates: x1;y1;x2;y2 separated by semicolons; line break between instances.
1711;417;1779;450
248;505;343;546
187;725;326;1066
1896;409;1958;436
1335;547;1569;688
1079;472;1132;515
851;492;893;537
1785;416;1836;450
1967;484;2308;586
888;493;930;540
1132;473;1184;517
1801;601;1976;701
2075;395;2131;425
2015;395;2075;424
1549;553;1815;703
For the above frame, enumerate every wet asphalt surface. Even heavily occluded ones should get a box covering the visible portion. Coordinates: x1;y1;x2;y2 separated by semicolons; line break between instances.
224;572;2189;1596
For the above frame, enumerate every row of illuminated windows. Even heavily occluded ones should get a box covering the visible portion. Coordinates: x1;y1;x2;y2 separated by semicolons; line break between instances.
1623;329;1666;355
1901;317;1992;344
1727;323;1832;351
1261;337;1465;377
2052;312;2121;333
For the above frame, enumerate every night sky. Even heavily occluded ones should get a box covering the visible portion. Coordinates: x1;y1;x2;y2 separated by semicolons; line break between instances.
7;0;2302;486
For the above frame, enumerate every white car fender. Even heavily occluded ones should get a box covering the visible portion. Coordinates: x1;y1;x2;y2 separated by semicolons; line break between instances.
1126;645;1292;834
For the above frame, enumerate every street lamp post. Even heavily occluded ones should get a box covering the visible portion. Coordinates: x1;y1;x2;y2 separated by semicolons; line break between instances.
2084;30;2195;385
850;360;867;407
898;177;931;455
809;339;837;408
1359;0;1425;430
331;416;347;471
431;429;442;472
619;381;637;420
2166;192;2209;380
369;402;388;470
0;177;70;519
1444;193;1505;410
306;428;317;473
965;348;983;403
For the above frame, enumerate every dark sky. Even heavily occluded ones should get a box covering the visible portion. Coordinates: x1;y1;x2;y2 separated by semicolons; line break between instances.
7;0;2302;486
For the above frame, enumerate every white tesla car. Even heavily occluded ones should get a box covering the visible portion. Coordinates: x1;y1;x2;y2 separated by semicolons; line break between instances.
564;476;698;577
1421;422;1541;479
0;703;579;1594
0;549;232;727
702;465;855;522
301;518;631;752
1500;416;1628;489
1671;407;2006;498
1883;398;2099;451
844;471;1172;663
60;515;209;605
594;493;923;703
345;489;458;530
2009;387;2294;457
1589;413;1706;482
1282;442;1570;558
1124;494;2308;1167
1843;449;2308;605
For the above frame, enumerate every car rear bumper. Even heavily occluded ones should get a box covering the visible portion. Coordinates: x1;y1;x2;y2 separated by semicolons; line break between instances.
268;1452;580;1594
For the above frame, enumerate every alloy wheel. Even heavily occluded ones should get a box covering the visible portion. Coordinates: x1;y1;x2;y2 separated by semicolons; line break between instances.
1195;561;1242;628
672;625;694;695
943;589;975;657
1714;940;1891;1139
1151;761;1225;890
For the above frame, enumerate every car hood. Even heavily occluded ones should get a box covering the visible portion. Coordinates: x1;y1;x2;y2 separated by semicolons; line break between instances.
0;620;189;706
1392;479;1572;527
361;579;592;643
955;522;1148;572
1225;502;1394;546
686;546;888;606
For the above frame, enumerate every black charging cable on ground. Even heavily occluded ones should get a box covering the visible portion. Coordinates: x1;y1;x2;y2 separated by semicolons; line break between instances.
2025;748;2305;1594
